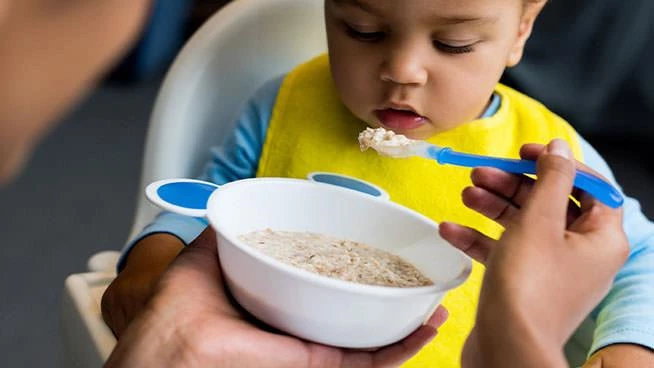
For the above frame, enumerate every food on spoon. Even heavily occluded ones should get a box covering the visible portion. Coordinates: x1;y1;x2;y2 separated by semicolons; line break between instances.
358;127;419;157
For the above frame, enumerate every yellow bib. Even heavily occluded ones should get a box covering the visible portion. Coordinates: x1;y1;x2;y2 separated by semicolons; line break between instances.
257;54;583;367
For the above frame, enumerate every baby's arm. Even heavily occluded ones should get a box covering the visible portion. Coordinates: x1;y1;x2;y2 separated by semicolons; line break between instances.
102;212;207;336
102;232;185;336
101;75;283;337
584;344;654;367
577;136;654;366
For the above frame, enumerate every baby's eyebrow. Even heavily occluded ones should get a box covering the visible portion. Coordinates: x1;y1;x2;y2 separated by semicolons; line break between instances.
431;14;499;26
332;0;382;16
332;0;499;27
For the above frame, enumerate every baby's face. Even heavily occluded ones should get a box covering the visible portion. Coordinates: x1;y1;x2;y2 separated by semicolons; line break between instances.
325;0;544;140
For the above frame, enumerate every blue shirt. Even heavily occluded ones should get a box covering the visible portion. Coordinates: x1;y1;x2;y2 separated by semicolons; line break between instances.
119;76;654;363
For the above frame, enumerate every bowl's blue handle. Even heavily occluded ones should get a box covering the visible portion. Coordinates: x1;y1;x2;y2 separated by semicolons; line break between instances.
436;149;624;208
145;179;220;217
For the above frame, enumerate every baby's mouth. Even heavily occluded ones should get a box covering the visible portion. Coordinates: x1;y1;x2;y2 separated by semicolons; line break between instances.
375;108;428;131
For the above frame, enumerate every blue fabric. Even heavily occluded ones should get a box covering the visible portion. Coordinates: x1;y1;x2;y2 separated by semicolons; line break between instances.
119;75;654;360
577;136;654;356
480;93;500;119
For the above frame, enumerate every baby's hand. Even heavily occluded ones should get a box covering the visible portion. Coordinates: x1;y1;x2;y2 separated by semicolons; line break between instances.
102;265;162;337
582;344;654;368
101;233;184;337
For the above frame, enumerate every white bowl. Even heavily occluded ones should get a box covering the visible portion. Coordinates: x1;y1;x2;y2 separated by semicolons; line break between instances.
207;178;472;348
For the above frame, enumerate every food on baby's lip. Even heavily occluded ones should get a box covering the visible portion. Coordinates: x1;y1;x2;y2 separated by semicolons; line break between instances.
358;127;417;157
239;229;433;288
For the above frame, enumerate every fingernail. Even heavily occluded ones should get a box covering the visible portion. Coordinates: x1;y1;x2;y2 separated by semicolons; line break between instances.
547;139;571;159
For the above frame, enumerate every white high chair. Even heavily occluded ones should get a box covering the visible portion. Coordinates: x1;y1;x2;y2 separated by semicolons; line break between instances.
61;0;326;365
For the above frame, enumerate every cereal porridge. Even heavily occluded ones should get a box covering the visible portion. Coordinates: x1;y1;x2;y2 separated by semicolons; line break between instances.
358;127;415;157
239;229;433;287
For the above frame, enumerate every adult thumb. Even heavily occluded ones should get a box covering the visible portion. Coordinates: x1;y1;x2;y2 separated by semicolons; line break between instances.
523;139;577;228
169;227;220;277
185;226;218;255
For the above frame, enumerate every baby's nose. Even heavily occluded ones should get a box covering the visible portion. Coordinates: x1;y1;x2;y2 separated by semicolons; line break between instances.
380;47;428;86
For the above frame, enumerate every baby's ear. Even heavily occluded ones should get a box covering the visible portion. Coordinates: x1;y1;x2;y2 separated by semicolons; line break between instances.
506;2;547;67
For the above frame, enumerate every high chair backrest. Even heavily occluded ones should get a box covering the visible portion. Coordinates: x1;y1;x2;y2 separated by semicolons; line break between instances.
129;0;327;240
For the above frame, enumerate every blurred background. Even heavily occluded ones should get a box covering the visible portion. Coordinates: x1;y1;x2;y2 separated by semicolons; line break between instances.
0;0;651;366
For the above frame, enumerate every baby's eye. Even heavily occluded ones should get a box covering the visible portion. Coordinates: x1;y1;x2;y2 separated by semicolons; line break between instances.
433;41;474;54
345;24;386;42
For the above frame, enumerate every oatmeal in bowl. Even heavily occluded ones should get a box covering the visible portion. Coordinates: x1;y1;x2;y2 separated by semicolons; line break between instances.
203;178;472;349
239;229;434;288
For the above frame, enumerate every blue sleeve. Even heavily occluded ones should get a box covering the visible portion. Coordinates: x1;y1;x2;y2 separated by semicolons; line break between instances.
116;76;283;272
578;135;654;355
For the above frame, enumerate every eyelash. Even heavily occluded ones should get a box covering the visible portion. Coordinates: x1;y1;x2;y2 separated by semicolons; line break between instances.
344;24;475;54
433;41;475;54
345;24;386;42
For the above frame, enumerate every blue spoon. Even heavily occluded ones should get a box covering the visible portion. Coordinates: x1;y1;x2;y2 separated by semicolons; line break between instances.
362;136;624;209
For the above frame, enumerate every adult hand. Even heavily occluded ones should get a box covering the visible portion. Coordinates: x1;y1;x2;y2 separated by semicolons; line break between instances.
105;227;448;368
439;139;629;367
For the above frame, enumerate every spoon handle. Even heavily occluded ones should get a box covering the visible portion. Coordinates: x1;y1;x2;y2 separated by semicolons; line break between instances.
433;148;624;209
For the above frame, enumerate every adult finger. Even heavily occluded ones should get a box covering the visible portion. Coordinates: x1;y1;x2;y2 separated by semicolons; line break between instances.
567;191;625;246
426;305;449;329
155;226;227;309
463;184;581;229
470;167;535;208
369;305;447;367
521;139;576;230
564;160;616;213
439;222;496;264
519;143;546;161
521;142;610;184
184;226;218;254
165;227;222;281
520;143;585;201
520;142;617;207
462;185;521;229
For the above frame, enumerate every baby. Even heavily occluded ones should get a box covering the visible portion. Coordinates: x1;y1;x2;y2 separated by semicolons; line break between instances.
103;0;654;367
